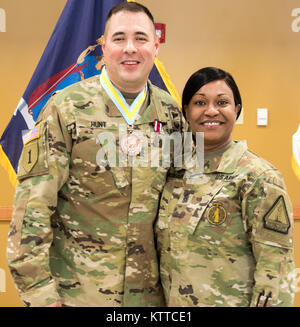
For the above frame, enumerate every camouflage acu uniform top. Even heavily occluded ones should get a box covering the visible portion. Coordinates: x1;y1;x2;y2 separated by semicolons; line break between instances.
7;75;186;307
156;141;295;307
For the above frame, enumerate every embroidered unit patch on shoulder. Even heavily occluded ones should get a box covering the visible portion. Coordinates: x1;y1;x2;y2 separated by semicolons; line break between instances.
263;195;290;234
22;141;38;173
206;202;227;225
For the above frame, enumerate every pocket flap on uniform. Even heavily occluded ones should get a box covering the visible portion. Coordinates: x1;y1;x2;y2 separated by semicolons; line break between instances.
109;167;130;189
187;194;215;234
183;181;227;235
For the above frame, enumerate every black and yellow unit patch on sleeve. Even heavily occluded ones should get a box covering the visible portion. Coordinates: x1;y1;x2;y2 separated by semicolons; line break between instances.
263;195;290;234
206;202;227;225
17;123;49;180
22;140;39;173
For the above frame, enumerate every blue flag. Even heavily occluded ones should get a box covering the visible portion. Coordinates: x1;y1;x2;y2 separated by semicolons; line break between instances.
0;0;180;187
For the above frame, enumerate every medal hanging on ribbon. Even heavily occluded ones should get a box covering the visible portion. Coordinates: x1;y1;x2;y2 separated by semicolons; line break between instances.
120;133;143;157
100;66;147;156
100;66;147;126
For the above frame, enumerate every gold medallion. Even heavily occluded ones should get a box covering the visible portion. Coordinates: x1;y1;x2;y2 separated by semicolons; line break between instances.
206;202;227;225
120;132;142;156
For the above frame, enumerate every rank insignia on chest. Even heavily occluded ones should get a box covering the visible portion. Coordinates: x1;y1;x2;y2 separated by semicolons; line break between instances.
206;202;227;225
263;195;290;234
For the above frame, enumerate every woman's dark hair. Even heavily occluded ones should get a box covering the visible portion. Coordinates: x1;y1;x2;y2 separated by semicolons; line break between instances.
182;67;242;119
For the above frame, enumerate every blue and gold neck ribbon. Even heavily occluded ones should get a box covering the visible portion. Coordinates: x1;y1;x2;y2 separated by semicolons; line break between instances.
100;66;147;125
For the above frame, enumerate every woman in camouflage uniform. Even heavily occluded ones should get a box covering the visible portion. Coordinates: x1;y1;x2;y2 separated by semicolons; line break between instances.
156;67;295;307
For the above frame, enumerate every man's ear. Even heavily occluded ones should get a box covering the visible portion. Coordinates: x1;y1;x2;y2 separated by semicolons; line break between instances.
101;35;106;54
154;34;160;57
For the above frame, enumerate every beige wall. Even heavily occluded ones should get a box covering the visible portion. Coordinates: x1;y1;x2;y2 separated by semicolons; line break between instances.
139;0;300;205
0;0;66;205
0;0;300;306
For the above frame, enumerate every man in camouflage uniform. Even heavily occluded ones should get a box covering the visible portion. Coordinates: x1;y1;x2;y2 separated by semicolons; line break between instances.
156;140;295;306
7;2;186;307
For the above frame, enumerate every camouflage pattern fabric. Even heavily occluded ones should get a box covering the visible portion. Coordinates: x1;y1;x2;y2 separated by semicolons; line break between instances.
7;75;186;307
156;140;295;307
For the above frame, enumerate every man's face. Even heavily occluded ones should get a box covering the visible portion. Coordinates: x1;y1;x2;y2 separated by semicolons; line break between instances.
102;10;159;93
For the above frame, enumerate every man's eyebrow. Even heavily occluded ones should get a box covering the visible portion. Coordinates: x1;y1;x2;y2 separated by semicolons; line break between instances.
111;31;149;38
112;31;125;37
135;31;148;36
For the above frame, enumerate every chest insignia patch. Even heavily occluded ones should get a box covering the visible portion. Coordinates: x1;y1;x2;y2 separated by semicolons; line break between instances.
263;195;290;234
206;202;227;225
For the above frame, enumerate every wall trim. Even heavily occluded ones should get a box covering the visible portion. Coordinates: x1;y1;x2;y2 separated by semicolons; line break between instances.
293;205;300;220
0;205;300;221
0;206;12;221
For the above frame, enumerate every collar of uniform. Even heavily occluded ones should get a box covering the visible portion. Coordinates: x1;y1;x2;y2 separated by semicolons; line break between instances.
203;140;248;174
133;81;168;125
99;80;122;117
98;79;146;118
99;79;168;124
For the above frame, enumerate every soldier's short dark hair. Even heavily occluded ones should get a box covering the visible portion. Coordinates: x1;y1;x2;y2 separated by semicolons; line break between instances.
182;67;242;120
105;2;155;32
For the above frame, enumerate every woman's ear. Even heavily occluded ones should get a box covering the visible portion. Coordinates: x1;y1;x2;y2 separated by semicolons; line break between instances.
235;104;241;119
183;105;188;121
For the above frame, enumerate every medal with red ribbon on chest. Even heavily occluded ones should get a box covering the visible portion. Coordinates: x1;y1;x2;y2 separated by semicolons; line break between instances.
154;120;163;133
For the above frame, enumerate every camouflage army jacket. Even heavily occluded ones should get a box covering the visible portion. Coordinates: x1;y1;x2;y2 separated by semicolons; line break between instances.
7;76;186;307
156;141;295;307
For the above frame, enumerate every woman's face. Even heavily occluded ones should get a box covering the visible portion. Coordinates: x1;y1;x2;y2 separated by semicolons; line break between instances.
185;79;240;152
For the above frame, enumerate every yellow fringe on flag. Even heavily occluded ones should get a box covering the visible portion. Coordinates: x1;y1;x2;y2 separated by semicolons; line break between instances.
292;155;300;182
154;58;181;106
0;145;17;188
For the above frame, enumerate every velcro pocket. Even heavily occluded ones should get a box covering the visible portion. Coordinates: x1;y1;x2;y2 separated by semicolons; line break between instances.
172;176;227;235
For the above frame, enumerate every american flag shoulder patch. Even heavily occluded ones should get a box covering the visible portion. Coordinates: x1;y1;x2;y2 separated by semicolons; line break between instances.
22;124;41;145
